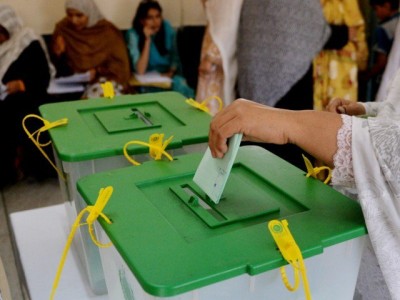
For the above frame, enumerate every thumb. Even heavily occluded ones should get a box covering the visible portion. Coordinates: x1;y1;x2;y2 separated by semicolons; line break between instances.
342;103;363;116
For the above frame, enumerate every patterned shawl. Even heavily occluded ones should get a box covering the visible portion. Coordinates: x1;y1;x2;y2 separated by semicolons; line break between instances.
237;0;330;106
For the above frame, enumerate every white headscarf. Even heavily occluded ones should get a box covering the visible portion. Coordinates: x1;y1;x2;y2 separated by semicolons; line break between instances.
0;5;35;81
65;0;104;27
0;4;55;82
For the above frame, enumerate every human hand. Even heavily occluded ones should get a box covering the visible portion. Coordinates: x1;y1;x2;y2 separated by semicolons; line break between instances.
326;98;366;115
6;80;25;95
143;25;154;38
161;68;175;78
53;35;66;56
209;99;291;158
89;68;97;82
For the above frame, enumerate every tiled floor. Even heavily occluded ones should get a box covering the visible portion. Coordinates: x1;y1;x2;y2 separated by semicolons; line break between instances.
0;178;62;300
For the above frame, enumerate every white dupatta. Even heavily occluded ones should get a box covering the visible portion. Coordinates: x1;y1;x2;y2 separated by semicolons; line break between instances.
352;69;400;299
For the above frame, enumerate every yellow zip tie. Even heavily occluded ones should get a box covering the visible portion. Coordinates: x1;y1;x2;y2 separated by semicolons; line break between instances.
22;114;68;181
185;95;223;114
302;154;332;184
50;186;113;300
123;133;174;166
101;81;115;99
268;219;312;300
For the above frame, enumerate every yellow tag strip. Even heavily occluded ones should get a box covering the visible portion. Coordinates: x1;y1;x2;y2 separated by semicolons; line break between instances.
268;219;312;300
185;95;223;114
101;81;115;99
22;114;68;181
302;154;332;184
123;133;174;166
50;186;113;300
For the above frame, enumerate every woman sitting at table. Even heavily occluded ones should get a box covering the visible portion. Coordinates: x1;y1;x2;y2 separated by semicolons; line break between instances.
51;0;131;98
0;4;54;186
126;0;194;98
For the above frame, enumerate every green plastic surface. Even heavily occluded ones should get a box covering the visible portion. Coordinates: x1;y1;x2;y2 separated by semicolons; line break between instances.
39;92;211;162
77;146;367;297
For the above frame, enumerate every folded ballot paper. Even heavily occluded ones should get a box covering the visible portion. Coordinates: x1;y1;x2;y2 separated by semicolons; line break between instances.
193;133;243;204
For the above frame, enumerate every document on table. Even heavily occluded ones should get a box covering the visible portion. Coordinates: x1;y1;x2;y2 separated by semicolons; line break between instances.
193;133;243;204
47;72;91;94
134;71;172;84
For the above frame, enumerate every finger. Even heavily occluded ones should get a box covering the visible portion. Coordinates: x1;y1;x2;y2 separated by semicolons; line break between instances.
209;115;243;158
209;112;238;157
337;106;346;114
326;98;340;112
344;103;363;116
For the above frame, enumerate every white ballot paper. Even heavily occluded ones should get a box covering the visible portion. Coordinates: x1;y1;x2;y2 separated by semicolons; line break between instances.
193;133;243;204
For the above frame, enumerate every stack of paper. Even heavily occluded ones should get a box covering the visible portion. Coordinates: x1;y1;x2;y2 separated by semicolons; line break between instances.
47;72;91;94
130;71;172;89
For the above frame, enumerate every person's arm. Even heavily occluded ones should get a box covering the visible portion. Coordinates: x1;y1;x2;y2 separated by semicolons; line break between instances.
209;99;342;167
5;41;50;98
135;37;151;74
126;28;152;75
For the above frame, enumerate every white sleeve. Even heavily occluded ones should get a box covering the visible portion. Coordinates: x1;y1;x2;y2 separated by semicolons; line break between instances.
331;114;354;187
361;102;381;117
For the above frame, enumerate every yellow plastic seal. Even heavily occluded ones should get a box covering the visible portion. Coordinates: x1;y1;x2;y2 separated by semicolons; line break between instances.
185;95;223;114
50;186;113;300
302;154;332;184
268;219;312;300
123;133;174;166
101;81;115;99
22;114;68;181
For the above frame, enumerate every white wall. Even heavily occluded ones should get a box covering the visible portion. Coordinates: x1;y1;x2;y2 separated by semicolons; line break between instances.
1;0;206;34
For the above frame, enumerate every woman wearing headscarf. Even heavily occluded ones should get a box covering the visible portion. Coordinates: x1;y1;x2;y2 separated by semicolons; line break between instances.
51;0;131;96
0;4;54;186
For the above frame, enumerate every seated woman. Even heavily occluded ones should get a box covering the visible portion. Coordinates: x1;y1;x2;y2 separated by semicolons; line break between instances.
209;68;400;299
0;4;54;186
126;0;194;98
51;0;131;98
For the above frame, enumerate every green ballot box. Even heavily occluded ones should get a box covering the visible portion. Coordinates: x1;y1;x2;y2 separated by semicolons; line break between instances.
77;146;367;300
39;92;211;295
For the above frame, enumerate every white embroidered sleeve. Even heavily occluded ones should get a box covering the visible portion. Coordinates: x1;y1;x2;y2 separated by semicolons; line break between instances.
362;102;380;116
331;114;354;187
